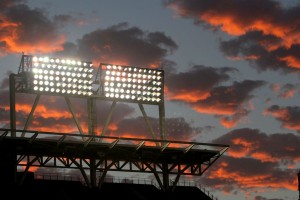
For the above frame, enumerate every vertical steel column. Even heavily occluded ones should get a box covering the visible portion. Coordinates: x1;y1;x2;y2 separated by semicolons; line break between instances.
87;97;97;188
159;69;166;142
87;97;96;136
162;162;169;191
9;74;16;137
90;158;97;188
159;103;166;141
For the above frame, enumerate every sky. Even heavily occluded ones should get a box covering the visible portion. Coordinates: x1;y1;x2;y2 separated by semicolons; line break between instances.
0;0;300;199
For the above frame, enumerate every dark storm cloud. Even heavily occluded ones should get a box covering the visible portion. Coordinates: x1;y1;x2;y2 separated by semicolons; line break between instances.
165;0;300;71
164;0;292;35
165;65;236;102
0;0;71;54
264;105;300;132
201;155;297;192
213;128;300;161
199;128;299;192
192;80;266;127
220;31;300;73
165;64;266;128
57;22;178;67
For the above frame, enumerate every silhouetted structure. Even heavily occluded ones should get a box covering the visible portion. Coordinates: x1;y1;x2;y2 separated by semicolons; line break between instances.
0;54;229;199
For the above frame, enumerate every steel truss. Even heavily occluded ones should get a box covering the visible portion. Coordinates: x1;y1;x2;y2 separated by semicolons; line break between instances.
1;128;228;191
5;56;229;192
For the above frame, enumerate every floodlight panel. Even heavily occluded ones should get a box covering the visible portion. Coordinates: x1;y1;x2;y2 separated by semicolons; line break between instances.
30;56;94;96
100;64;164;104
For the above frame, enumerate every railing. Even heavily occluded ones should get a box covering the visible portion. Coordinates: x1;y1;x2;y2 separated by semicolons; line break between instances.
33;173;217;200
34;173;83;182
0;128;229;152
171;179;218;200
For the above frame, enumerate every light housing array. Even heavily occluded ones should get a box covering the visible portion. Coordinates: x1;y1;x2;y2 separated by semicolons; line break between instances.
100;63;164;104
29;56;94;96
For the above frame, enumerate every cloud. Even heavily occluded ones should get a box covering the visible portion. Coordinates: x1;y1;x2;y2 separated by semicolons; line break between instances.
0;0;71;55
268;83;299;99
55;22;178;68
165;0;300;44
165;0;300;72
198;128;299;195
165;65;235;102
202;156;297;194
264;105;300;132
277;83;299;99
191;80;266;128
213;128;300;163
164;64;266;128
220;31;300;73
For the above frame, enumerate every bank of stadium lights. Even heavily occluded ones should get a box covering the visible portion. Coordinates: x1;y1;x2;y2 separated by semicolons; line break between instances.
100;63;164;104
30;56;94;96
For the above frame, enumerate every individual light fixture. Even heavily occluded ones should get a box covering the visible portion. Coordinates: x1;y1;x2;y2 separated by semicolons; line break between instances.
100;63;164;104
30;55;94;96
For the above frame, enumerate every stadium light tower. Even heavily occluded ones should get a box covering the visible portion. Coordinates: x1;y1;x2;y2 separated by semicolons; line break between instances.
99;63;164;104
18;55;94;96
94;63;166;141
7;54;229;191
11;54;166;142
10;54;95;138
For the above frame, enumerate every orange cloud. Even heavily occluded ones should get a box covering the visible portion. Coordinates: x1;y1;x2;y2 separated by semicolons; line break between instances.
166;90;211;102
192;104;236;115
29;123;80;134
0;16;65;54
15;103;72;120
208;161;297;190
220;117;238;128
279;55;300;69
200;12;300;49
251;152;277;162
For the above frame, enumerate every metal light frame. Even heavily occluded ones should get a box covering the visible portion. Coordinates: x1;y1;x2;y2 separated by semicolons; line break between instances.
11;54;166;141
97;63;164;105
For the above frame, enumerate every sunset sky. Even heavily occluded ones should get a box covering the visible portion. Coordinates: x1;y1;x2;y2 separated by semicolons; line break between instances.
1;0;300;199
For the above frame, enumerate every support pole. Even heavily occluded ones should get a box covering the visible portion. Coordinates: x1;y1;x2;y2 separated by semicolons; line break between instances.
162;162;169;191
90;158;97;188
9;74;16;137
159;103;166;142
87;97;97;137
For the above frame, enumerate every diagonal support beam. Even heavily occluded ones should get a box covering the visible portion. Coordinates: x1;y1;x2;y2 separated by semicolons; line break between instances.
22;94;40;137
64;97;84;138
99;101;117;139
138;103;160;147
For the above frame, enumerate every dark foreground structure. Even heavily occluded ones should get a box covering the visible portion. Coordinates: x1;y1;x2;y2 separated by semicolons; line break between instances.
0;128;228;199
6;178;215;200
1;55;229;199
